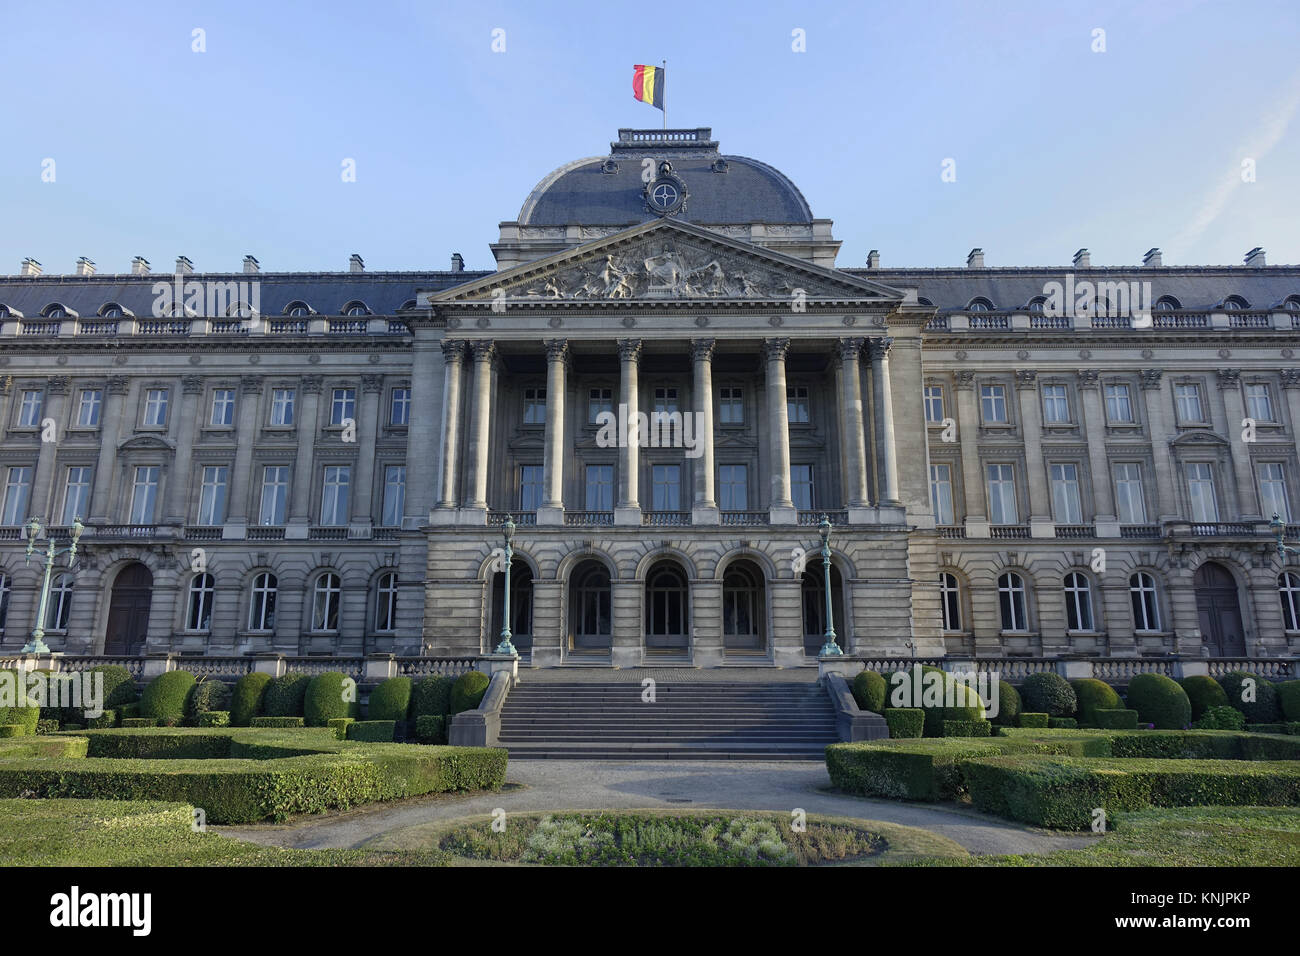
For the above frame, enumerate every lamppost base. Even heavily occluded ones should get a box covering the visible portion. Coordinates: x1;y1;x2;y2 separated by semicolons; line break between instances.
818;640;844;657
20;638;51;655
494;639;518;656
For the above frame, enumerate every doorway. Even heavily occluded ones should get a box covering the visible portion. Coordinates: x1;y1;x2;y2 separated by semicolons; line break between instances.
105;563;152;655
1194;562;1246;656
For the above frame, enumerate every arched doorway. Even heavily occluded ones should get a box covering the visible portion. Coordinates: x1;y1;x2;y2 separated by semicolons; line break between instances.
644;561;690;652
489;560;533;657
722;559;766;652
105;563;152;655
801;559;845;656
1195;562;1245;656
568;559;612;654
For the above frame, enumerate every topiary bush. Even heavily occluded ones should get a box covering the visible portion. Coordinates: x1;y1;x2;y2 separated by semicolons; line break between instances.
250;716;305;728
121;717;160;728
1049;717;1078;729
883;665;985;737
0;725;25;737
304;673;359;727
346;720;396;742
415;714;447;744
186;680;232;722
1274;680;1300;722
328;717;355;740
884;708;924;739
411;675;456;719
1070;678;1121;726
1180;675;1230;720
198;710;231;728
139;671;196;725
0;670;40;737
1094;709;1139;729
1021;673;1077;717
86;710;116;730
942;719;991;738
1126;673;1193;730
89;665;138;711
1193;705;1247;731
993;680;1021;727
230;672;272;726
368;677;413;723
1018;712;1049;728
260;674;312;718
450;671;490;714
851;670;887;713
1217;671;1282;724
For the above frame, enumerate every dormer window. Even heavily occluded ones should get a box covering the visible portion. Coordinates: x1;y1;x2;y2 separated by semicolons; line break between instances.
1026;296;1046;312
42;304;69;319
1220;295;1249;311
1154;296;1180;311
1282;296;1300;312
966;297;994;312
285;301;312;317
343;301;369;317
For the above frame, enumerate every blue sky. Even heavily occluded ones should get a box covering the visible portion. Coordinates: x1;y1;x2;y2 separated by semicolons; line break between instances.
3;0;1298;274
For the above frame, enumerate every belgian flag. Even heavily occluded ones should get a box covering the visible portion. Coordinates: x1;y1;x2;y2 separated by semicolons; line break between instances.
632;64;664;111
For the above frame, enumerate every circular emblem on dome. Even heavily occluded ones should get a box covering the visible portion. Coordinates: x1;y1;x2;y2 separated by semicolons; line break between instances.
644;161;687;217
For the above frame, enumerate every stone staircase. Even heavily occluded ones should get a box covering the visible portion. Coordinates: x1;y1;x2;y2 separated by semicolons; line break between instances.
497;680;840;759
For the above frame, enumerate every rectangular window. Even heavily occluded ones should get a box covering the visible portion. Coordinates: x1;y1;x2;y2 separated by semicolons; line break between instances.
718;386;744;425
389;387;411;426
17;390;43;427
1175;383;1204;423
584;464;613;511
2;467;31;525
1050;462;1083;523
130;466;160;524
382;465;406;526
924;385;945;424
196;466;228;526
980;384;1008;423
651;464;681;511
1105;383;1134;423
209;389;236;426
930;463;954;525
652;387;680;445
588;388;613;423
61;466;92;525
791;464;814;511
519;464;544;511
1185;462;1218;522
1258;462;1290;522
786;386;810;424
143;388;169;426
719;464;748;511
270;388;295;426
320;465;350;525
1244;383;1274;422
1114;462;1147;524
522;387;546;425
986;463;1018;524
77;389;103;427
1041;385;1069;424
330;388;356;426
259;466;289;525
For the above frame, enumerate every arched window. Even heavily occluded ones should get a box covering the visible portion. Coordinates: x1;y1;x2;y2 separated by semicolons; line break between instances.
1283;295;1300;313
1026;296;1047;313
722;562;762;641
374;572;398;632
398;299;417;312
47;573;74;630
343;302;369;317
1280;571;1300;631
1130;572;1162;631
801;559;845;655
939;572;962;631
1220;295;1249;311
186;573;215;631
248;572;277;631
1063;572;1094;631
312;573;341;631
44;305;68;319
570;560;612;648
0;572;10;632
1154;296;1181;311
966;297;994;313
998;572;1028;631
645;562;689;641
285;301;311;317
101;304;123;318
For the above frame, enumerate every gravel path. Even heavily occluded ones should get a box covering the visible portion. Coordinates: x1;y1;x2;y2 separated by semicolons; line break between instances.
218;759;1096;857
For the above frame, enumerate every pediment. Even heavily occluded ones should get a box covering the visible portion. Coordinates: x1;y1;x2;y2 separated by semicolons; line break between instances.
118;434;175;452
429;219;904;305
1171;429;1229;447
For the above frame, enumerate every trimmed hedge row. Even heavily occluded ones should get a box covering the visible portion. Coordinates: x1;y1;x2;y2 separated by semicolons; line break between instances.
884;708;923;739
347;720;396;742
415;715;447;744
942;720;991;738
251;717;305;728
1095;709;1139;730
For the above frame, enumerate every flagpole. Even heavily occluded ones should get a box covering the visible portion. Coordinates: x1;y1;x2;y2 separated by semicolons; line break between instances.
662;59;667;129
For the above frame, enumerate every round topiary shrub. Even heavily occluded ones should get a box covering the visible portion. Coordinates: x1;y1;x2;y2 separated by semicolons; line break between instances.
1217;671;1282;723
1179;674;1230;720
1020;672;1077;717
851;670;887;713
1070;678;1122;726
883;665;984;737
230;672;272;726
368;676;413;722
450;671;490;714
993;679;1021;726
1125;673;1192;730
1192;705;1247;731
89;664;139;710
411;674;457;718
0;670;40;736
186;679;232;721
140;670;197;724
260;673;312;718
304;672;359;726
1278;680;1300;722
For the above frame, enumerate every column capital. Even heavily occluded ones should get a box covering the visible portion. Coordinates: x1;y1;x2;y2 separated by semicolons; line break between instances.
1014;369;1038;390
865;336;893;360
181;375;204;395
544;338;570;363
1138;368;1163;390
1281;368;1300;389
617;338;642;362
301;374;324;394
240;375;264;395
362;374;385;394
953;369;976;390
441;339;467;364
470;339;496;362
762;337;790;362
1215;368;1242;390
1075;368;1100;389
835;337;865;363
107;376;129;396
690;338;716;362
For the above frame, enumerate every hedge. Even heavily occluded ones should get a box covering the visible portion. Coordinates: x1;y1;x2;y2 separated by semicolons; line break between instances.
1193;705;1246;731
1019;713;1049;728
0;671;40;736
86;710;117;730
230;673;273;727
90;665;139;711
251;717;306;728
304;673;358;727
1094;708;1139;730
1126;673;1193;730
119;703;140;721
943;720;991;738
883;666;985;737
0;735;87;758
0;725;25;737
1180;675;1230;720
415;714;447;744
1070;679;1121;726
121;718;160;728
1049;717;1078;729
993;680;1021;727
36;719;60;735
884;708;923;739
450;672;491;715
140;671;196;724
851;671;887;713
328;717;355;740
261;674;312;718
1277;681;1300;722
1217;671;1283;724
187;680;232;721
411;675;456;720
368;677;413;723
347;720;396;742
198;711;231;728
1247;722;1300;736
1020;673;1077;717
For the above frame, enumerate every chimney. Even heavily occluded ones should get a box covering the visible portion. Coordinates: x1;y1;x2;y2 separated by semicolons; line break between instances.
75;256;96;277
174;256;194;276
1245;247;1266;267
131;256;151;276
1073;248;1091;268
866;249;880;269
349;253;365;273
20;258;42;278
966;248;984;269
243;255;260;275
450;253;465;272
1142;247;1162;268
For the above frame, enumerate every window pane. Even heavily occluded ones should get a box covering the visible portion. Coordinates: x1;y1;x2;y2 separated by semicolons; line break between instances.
382;465;406;526
791;465;814;511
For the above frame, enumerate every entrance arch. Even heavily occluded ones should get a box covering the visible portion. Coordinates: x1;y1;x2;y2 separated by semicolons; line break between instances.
489;560;534;657
105;563;152;655
801;559;845;656
568;559;612;654
722;559;766;652
644;560;690;652
1194;561;1246;656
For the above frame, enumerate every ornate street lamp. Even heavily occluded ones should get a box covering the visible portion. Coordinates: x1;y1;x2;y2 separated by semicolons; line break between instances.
817;514;843;657
1269;512;1300;558
23;516;84;655
493;514;518;656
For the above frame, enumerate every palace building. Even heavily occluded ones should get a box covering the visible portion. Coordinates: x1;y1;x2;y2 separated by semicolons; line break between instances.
2;126;1299;667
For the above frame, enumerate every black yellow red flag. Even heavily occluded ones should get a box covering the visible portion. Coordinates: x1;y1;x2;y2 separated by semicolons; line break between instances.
632;64;664;110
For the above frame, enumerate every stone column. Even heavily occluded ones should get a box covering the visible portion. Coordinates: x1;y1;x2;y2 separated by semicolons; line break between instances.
1218;369;1260;519
837;338;869;512
405;333;445;527
350;374;383;526
1076;370;1117;536
1139;369;1178;521
1015;369;1053;536
1283;371;1300;503
538;339;569;526
614;338;642;526
286;375;323;538
764;337;795;523
221;376;262;532
463;340;495;512
31;377;68;520
88;377;130;523
867;337;901;507
436;341;465;511
953;370;988;537
690;338;719;524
